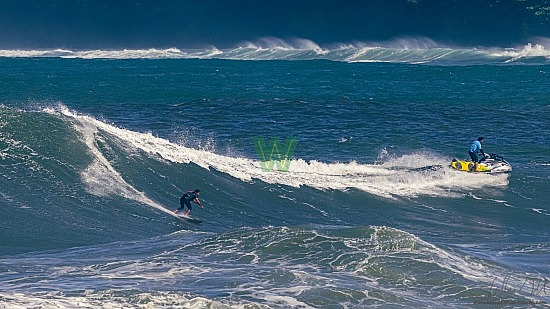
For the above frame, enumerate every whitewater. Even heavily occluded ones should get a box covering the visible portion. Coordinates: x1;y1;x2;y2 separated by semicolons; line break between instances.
1;38;550;64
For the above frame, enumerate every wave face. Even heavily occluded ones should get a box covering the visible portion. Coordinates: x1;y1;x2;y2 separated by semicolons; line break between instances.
1;57;549;307
1;105;548;307
1;38;550;64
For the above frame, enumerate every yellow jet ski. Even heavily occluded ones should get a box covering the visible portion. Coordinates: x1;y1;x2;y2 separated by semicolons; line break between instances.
450;153;512;173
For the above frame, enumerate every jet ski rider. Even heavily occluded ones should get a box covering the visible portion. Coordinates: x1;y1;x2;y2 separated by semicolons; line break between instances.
469;137;487;171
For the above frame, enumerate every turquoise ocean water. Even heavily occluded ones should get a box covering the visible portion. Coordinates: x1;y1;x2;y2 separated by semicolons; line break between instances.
1;46;549;308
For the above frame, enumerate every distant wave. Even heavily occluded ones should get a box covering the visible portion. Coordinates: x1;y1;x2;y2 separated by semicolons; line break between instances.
1;38;549;65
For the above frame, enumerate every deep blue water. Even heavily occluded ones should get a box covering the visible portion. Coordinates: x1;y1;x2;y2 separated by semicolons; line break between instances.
1;53;549;308
1;0;549;48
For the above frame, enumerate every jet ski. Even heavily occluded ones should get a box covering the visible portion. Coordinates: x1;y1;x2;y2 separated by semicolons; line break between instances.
450;153;512;173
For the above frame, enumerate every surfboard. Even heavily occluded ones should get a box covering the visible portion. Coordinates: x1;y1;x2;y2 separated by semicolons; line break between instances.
176;215;202;224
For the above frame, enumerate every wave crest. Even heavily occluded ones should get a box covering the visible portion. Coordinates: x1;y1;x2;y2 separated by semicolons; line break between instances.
1;38;549;64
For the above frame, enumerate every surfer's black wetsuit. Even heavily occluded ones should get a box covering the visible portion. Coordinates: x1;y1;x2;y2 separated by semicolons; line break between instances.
177;191;197;212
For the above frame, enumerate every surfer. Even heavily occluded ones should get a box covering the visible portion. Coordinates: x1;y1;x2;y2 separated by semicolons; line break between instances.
468;137;487;171
174;189;203;216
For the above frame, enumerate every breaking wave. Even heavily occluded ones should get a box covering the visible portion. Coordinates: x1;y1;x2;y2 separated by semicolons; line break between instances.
1;38;549;65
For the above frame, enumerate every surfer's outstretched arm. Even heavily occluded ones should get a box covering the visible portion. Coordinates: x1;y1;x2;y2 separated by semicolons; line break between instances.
194;198;204;209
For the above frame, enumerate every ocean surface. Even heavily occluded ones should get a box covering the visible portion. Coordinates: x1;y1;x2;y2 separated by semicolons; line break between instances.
1;45;549;308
